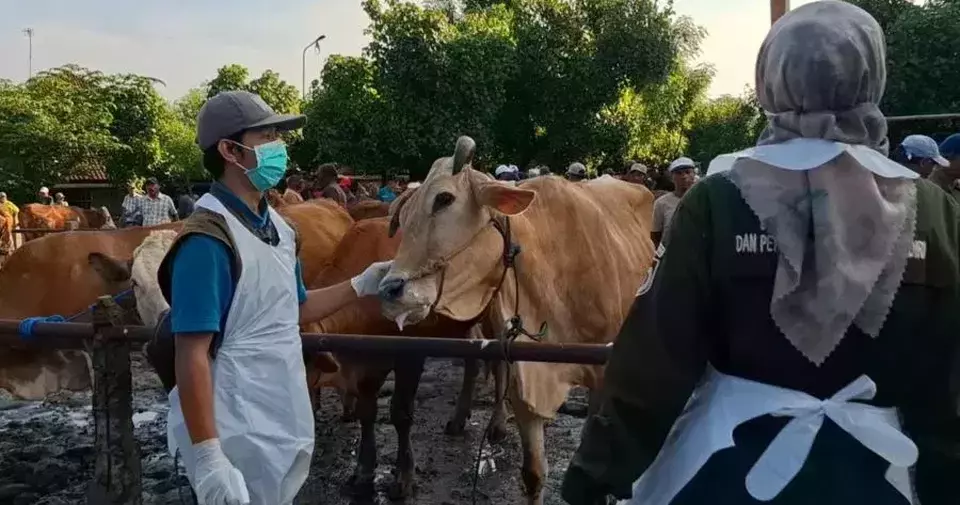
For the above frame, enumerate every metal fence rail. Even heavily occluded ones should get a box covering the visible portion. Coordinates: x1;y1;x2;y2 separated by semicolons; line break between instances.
0;295;611;504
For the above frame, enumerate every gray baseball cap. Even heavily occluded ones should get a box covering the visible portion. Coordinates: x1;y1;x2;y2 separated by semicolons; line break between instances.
566;162;586;176
196;91;306;150
668;156;696;172
901;135;949;167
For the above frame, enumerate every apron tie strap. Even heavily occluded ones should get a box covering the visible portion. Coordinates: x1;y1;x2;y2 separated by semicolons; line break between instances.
745;375;918;501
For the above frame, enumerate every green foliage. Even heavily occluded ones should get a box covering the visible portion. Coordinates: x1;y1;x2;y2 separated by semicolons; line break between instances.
849;0;960;140
0;65;209;201
300;0;684;179
206;64;301;114
686;91;764;164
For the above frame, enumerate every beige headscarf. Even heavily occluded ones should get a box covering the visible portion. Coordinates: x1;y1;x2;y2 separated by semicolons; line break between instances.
725;1;918;366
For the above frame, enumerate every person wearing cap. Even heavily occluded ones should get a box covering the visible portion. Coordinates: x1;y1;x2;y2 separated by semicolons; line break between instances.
137;178;178;226
563;4;960;504
121;182;144;227
623;163;652;189
37;187;52;205
159;90;393;505
495;164;520;181
566;162;587;181
650;157;696;246
932;133;960;201
895;135;950;178
53;192;69;206
0;192;19;241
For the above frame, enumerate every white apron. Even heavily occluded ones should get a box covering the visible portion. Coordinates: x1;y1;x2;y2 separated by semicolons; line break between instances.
167;193;315;505
621;367;919;505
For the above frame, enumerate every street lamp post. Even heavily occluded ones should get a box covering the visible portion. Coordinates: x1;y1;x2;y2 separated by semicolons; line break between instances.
771;0;790;25
302;35;327;99
23;28;34;78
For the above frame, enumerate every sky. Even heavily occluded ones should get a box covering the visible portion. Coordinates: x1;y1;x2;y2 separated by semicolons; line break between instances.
0;0;817;101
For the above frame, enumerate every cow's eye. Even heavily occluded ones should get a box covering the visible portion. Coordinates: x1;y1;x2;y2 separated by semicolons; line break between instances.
432;192;455;213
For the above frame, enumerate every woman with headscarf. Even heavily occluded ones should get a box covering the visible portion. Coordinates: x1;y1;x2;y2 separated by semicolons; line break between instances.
561;3;960;505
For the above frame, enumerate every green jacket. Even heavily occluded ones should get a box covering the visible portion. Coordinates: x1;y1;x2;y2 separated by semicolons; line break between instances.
562;174;960;505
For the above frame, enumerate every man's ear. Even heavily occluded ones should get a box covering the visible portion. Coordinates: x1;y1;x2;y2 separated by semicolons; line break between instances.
476;182;536;215
88;252;132;284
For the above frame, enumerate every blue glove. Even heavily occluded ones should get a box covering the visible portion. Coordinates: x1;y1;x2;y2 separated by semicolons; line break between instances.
19;315;65;339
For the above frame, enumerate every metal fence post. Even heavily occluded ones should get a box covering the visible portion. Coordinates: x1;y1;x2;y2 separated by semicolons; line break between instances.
86;296;142;505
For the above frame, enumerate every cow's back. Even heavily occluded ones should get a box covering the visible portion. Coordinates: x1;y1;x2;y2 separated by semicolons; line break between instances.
500;175;655;342
277;199;353;286
481;175;655;417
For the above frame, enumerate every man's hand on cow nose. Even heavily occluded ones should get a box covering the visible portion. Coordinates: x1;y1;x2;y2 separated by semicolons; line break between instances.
378;275;407;302
351;260;395;298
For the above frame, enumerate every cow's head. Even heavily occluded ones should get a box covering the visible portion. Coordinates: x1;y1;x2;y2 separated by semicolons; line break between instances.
88;230;178;328
378;136;535;327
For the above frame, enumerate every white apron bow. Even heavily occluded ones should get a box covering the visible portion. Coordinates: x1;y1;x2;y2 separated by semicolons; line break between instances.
620;367;918;505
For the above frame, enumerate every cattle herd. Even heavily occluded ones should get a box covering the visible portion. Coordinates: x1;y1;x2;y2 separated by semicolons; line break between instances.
0;137;656;504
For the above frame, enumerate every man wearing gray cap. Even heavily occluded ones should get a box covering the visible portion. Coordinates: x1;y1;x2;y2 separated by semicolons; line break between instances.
156;91;392;505
895;134;949;178
566;162;587;181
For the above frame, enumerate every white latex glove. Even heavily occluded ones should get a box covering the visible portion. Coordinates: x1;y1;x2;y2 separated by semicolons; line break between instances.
350;260;394;297
192;439;250;505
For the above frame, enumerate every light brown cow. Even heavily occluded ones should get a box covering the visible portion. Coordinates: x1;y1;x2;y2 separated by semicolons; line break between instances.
305;217;506;499
19;204;116;241
379;136;656;504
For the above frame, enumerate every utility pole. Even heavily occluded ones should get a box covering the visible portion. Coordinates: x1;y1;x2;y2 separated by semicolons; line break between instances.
771;0;790;25
302;34;326;99
23;28;34;78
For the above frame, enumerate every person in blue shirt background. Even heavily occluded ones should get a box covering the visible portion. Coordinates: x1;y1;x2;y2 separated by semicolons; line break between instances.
157;90;391;505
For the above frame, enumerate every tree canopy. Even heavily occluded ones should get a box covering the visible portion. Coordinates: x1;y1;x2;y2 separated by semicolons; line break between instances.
1;0;958;203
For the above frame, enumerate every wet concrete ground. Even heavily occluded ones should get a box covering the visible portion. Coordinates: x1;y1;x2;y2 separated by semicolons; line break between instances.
0;354;588;504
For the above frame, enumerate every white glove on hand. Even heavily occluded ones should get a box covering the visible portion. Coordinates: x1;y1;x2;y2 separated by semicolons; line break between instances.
192;439;250;505
350;260;394;297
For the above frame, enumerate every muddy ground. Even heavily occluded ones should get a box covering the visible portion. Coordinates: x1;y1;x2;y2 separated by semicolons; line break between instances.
0;354;589;505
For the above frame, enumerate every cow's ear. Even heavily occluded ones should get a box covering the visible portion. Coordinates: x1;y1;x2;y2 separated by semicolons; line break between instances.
88;252;132;283
476;182;535;215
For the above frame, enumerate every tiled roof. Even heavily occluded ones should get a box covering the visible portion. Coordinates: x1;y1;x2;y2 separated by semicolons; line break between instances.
64;163;108;182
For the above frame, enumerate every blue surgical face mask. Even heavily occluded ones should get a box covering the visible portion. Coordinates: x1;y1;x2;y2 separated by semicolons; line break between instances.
229;140;289;191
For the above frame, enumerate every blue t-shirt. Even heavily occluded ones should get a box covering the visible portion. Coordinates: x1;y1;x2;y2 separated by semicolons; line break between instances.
169;183;307;335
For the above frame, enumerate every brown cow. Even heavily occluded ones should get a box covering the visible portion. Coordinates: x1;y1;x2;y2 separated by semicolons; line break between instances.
345;199;391;221
0;199;351;399
305;217;506;499
0;223;179;399
380;137;656;504
19;204;116;241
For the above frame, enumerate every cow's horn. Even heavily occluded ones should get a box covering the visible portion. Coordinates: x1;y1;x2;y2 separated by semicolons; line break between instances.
451;136;476;174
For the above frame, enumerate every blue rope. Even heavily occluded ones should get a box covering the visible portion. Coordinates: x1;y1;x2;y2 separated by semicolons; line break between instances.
19;315;66;340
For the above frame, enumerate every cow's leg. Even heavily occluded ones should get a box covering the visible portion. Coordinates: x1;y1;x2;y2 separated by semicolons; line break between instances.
387;357;425;500
488;360;509;443
445;358;480;435
514;402;548;505
341;390;358;422
347;366;390;497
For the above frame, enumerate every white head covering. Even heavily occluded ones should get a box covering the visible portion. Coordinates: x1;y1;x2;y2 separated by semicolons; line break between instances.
709;1;918;366
39;187;49;195
406;181;422;190
494;165;511;177
528;168;541;177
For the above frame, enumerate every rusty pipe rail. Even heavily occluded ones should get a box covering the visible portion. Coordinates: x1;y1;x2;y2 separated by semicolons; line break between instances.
0;320;612;365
